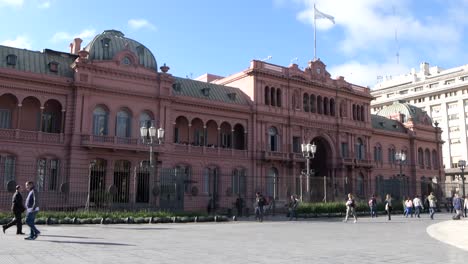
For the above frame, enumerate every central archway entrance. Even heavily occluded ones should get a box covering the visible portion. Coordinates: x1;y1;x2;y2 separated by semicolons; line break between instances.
307;136;333;201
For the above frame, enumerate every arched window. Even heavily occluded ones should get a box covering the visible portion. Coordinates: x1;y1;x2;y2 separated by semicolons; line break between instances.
266;167;278;199
292;90;300;110
139;112;153;128
268;127;279;152
93;106;108;136
233;124;245;150
116;109;131;138
232;168;246;195
310;95;316;113
388;146;395;164
356;138;365;160
265;86;270;105
330;98;335;116
0;94;18;129
303;94;309;112
418;148;424;168
425;149;431;169
432;150;439;169
374;144;382;163
323;97;329;115
270;87;276;106
276;89;282;107
317;96;323;114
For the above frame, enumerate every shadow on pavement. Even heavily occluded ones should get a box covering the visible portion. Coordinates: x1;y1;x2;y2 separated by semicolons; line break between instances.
40;240;135;246
103;227;172;231
40;235;102;239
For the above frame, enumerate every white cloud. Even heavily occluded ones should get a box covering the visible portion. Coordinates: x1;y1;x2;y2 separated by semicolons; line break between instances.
128;19;156;31
37;0;50;8
0;35;32;49
51;29;96;43
0;0;23;7
294;0;464;56
329;60;411;88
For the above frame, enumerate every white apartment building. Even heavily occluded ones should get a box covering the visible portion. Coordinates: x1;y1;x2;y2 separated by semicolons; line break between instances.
371;62;468;195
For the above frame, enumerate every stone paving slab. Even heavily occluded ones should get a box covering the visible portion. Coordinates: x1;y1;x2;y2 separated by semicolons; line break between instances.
0;213;467;264
427;217;468;252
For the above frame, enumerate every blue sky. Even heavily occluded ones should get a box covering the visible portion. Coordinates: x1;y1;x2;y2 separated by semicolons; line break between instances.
1;0;467;87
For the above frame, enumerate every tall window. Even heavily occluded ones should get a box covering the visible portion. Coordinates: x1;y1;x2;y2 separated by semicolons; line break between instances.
114;160;131;203
93;107;108;136
0;109;11;128
232;168;246;195
330;99;335;116
36;158;60;192
116;110;131;138
194;128;204;146
268;127;279;152
356;173;364;196
432;150;439;169
418;148;424;168
265;86;270;105
310;95;316;113
266;167;278;199
303;94;309;112
203;167;219;196
292;136;301;153
1;155;15;189
356;138;365;160
388;147;396;164
425;149;431;168
276;89;282;107
341;142;349;158
317;96;323;114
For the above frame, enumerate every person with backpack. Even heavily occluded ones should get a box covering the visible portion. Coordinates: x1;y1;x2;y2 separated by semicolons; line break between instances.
255;192;266;222
343;193;357;223
368;194;377;218
428;192;437;220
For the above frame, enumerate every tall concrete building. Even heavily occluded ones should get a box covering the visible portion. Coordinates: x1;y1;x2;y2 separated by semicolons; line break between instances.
371;62;468;195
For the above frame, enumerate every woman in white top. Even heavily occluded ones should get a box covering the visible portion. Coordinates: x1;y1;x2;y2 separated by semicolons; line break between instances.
464;196;468;218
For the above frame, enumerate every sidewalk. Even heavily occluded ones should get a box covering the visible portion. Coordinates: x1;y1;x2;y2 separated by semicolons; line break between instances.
427;217;468;252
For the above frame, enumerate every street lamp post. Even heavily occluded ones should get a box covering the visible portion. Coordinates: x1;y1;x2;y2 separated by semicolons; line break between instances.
301;142;317;202
458;160;466;198
140;122;165;203
395;151;406;199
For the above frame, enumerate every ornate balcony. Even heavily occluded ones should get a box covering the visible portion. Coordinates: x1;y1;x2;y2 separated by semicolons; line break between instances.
172;143;248;157
0;128;64;144
262;151;289;161
80;134;156;151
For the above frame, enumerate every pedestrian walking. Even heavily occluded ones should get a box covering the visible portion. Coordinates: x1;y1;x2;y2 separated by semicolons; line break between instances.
2;185;26;235
464;196;468;218
385;194;392;221
235;195;244;217
255;192;266;222
404;197;414;218
343;193;357;223
428;192;437;220
287;195;299;220
413;195;424;218
24;181;40;240
368;194;377;218
452;193;462;220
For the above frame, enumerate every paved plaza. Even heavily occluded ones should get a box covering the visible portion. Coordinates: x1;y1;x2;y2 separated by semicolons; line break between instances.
0;213;467;264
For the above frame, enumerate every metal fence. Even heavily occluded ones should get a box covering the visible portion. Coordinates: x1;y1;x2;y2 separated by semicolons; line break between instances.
0;160;464;214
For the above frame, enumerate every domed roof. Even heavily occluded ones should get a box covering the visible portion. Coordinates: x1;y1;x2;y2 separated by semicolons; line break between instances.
376;101;433;126
84;30;157;70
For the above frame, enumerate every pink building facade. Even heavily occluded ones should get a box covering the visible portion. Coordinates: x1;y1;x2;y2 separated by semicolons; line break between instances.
0;30;443;211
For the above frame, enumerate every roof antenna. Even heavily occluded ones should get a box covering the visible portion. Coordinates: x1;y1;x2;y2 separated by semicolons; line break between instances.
290;57;298;64
261;55;272;62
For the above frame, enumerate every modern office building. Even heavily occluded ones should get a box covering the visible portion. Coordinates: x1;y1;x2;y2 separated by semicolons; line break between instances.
0;30;442;212
371;62;468;196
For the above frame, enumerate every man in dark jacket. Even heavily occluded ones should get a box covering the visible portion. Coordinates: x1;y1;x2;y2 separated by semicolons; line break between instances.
2;185;25;235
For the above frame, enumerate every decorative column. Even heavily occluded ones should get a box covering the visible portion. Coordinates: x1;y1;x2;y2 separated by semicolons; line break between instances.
188;123;192;151
61;109;66;133
217;127;221;155
231;129;235;155
39;106;44;132
16;103;22;129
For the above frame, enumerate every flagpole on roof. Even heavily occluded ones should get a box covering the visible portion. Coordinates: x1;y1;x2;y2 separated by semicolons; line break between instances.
314;3;317;60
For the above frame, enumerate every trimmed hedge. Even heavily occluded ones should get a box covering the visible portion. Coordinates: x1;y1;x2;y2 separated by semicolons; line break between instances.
297;201;404;215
